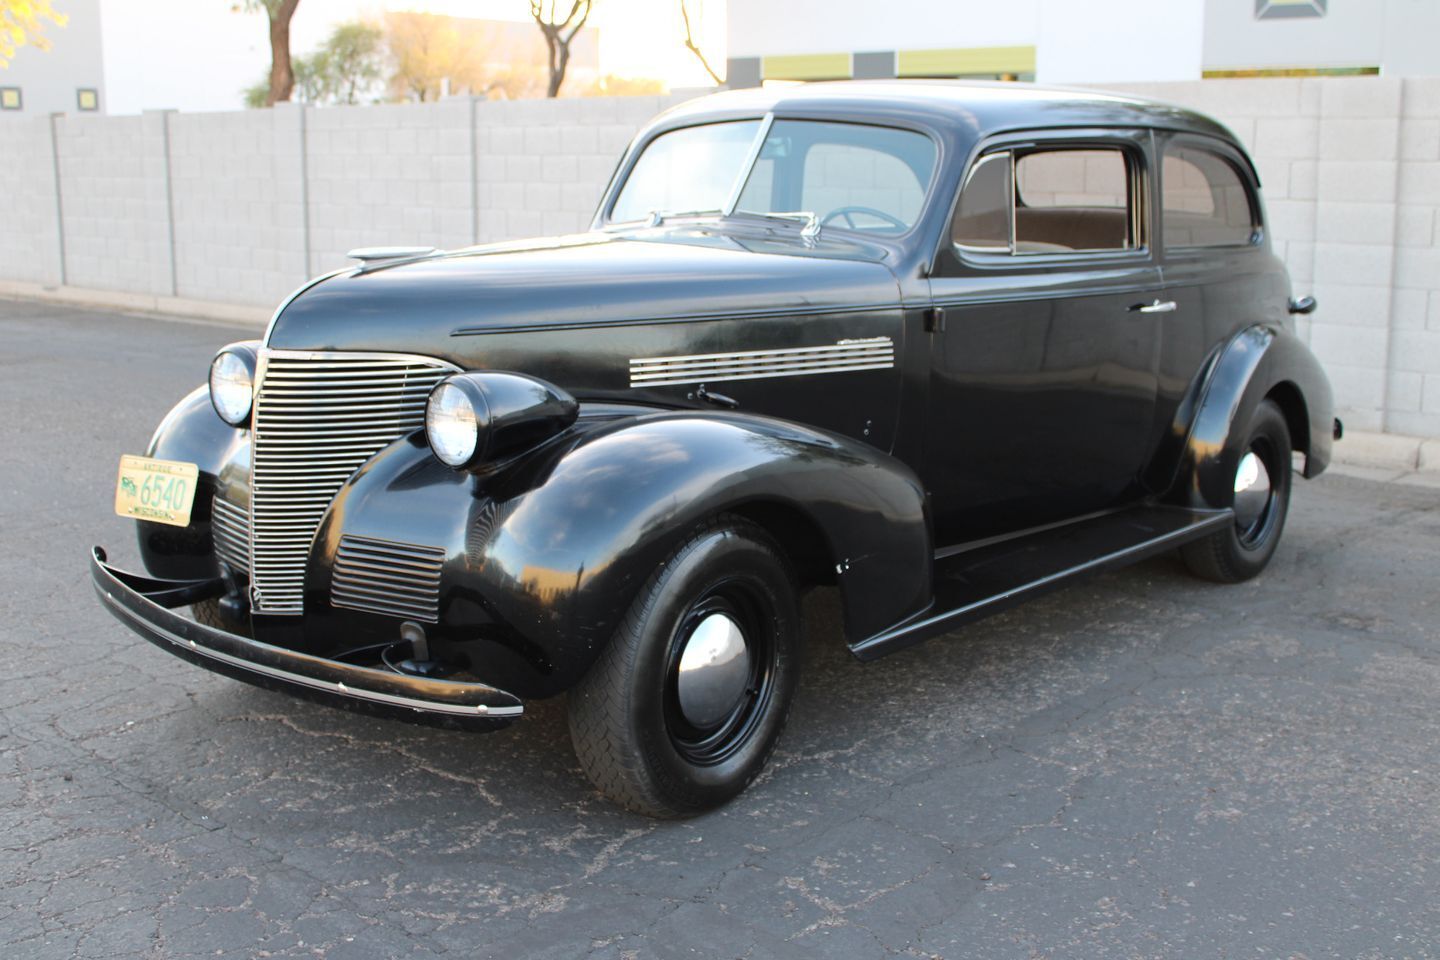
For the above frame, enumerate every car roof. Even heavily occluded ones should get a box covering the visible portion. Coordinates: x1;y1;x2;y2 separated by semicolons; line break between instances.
655;80;1240;147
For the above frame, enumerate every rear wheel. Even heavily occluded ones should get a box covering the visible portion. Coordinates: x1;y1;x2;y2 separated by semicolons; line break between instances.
568;517;800;818
1181;398;1292;583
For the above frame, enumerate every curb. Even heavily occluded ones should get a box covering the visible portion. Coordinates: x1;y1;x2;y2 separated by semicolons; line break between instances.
1334;430;1440;474
0;281;269;329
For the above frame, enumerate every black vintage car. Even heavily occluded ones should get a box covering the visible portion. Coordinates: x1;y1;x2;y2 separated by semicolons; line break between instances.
94;81;1337;817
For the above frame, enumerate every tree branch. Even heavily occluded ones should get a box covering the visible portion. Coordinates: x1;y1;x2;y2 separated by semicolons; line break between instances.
679;0;722;86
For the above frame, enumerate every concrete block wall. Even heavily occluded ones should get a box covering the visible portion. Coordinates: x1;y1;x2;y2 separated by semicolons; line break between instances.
168;106;305;309
4;79;1440;439
305;99;478;273
472;95;687;243
0;116;64;288
50;114;167;296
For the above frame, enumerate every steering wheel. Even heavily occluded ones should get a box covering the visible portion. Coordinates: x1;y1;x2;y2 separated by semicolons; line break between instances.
820;205;909;232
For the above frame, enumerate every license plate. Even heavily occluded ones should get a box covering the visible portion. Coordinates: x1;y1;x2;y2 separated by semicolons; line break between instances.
114;455;199;528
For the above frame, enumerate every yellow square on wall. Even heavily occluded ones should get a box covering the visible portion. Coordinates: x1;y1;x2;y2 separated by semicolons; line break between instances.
0;88;20;111
77;88;98;111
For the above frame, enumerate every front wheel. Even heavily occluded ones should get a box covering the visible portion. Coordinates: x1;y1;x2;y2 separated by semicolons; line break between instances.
568;517;800;817
1181;398;1293;583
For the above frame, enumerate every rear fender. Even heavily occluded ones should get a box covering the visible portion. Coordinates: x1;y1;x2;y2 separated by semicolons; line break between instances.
1170;325;1334;510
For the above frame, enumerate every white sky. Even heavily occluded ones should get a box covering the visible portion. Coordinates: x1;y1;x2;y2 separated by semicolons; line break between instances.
100;0;727;114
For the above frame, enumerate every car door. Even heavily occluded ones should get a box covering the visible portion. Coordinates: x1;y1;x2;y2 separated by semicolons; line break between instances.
924;130;1166;546
1147;133;1288;489
702;119;938;451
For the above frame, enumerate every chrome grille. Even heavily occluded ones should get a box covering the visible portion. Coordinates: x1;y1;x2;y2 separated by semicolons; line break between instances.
332;535;445;623
250;351;457;615
211;495;250;574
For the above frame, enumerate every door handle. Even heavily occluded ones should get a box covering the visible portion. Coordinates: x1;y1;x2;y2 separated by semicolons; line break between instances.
1129;299;1177;314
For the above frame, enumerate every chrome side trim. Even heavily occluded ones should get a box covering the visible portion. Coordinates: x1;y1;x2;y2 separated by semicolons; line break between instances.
629;337;895;387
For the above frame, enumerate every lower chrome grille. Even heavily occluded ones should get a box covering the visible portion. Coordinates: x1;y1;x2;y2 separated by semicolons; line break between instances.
332;535;445;622
250;350;457;615
211;495;250;574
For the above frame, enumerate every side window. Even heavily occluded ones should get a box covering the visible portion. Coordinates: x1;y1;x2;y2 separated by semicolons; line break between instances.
949;145;1138;258
951;152;1012;250
1014;148;1132;252
1162;145;1256;248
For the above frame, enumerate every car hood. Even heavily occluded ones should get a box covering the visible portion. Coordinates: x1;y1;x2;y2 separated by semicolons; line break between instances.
266;228;903;362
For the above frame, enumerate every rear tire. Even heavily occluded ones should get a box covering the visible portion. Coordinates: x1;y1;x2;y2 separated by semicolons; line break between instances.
568;516;800;818
1181;398;1292;583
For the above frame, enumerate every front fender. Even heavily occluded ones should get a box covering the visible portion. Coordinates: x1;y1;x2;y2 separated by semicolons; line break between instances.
137;386;250;580
1170;324;1334;511
311;412;931;698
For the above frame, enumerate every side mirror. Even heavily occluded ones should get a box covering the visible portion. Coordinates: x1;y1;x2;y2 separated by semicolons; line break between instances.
1288;295;1317;315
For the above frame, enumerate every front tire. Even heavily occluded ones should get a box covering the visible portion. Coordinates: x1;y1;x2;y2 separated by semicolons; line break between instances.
1181;398;1293;583
568;517;800;817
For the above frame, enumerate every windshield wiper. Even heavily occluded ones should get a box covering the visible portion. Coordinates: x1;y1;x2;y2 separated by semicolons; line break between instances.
644;208;722;226
729;210;822;238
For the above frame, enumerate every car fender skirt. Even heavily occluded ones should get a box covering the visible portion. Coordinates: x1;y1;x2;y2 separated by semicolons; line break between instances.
90;547;522;731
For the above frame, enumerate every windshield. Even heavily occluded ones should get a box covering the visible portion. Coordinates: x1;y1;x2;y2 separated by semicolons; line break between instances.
609;120;761;224
609;119;938;235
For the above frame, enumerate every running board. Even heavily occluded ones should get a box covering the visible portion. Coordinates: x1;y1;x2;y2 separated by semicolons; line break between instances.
849;505;1233;661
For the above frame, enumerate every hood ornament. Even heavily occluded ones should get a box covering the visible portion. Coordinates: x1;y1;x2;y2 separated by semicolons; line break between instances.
346;246;440;264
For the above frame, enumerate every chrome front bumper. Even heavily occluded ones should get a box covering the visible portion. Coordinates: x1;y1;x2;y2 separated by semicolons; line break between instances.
90;547;523;731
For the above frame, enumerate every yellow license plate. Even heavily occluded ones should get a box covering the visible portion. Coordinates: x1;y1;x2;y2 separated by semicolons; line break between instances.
114;455;199;528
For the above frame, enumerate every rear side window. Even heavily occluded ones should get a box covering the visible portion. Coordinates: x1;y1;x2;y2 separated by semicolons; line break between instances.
951;145;1137;255
1162;145;1256;248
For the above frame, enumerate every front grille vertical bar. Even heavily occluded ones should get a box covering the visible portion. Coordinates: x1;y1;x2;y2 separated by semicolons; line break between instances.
248;350;457;616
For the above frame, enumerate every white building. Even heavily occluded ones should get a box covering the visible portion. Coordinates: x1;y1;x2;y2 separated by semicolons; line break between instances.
725;0;1440;86
0;0;106;117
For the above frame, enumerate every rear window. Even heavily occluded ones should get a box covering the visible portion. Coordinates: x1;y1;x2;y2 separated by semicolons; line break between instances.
1162;145;1256;248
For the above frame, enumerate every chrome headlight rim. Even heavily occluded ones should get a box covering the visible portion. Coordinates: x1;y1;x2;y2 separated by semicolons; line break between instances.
426;378;486;469
209;343;258;427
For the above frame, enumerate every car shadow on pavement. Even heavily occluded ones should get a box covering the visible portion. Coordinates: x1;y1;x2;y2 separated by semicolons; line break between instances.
154;551;1211;837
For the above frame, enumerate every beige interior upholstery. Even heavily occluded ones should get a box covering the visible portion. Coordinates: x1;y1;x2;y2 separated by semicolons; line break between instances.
1015;207;1128;251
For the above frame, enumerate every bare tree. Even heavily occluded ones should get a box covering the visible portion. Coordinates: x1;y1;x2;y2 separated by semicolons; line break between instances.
529;1;594;98
237;0;303;106
679;0;722;86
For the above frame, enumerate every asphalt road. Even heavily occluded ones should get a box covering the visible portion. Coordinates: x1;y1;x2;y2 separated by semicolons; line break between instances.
3;297;1439;959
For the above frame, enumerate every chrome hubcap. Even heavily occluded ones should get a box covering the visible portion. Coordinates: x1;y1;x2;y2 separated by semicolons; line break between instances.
1233;449;1272;532
675;613;751;729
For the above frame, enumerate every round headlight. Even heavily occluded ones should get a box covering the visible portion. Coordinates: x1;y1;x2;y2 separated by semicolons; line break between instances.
209;347;256;426
426;380;480;467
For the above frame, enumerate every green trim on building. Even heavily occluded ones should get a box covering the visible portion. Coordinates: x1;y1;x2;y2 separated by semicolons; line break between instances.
761;53;853;81
1202;66;1377;78
897;45;1037;77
